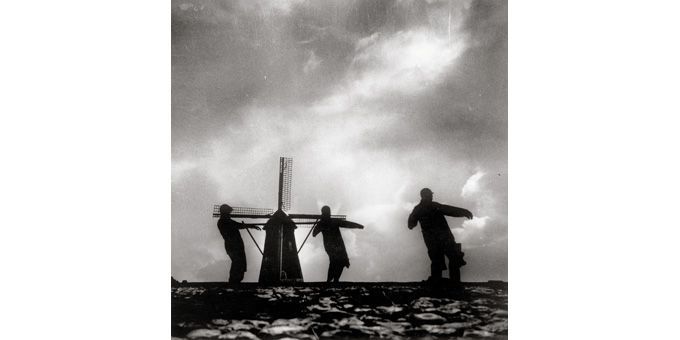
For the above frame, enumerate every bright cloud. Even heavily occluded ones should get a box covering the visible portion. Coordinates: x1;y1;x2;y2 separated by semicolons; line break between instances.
237;0;305;15
172;160;198;183
462;215;490;229
351;29;465;96
303;50;321;74
462;170;486;198
312;29;467;115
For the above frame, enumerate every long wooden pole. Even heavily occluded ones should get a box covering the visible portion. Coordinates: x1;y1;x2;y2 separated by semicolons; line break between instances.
297;220;318;254
245;228;263;255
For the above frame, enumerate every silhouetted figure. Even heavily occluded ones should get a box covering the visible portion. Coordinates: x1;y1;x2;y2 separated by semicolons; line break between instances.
312;206;364;282
408;188;472;284
217;204;261;283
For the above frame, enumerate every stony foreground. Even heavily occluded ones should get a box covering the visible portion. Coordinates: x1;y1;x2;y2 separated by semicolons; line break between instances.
172;282;508;339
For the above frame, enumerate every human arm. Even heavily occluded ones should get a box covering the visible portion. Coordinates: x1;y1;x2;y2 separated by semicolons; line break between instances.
237;221;262;231
312;222;321;237
340;220;364;229
437;203;473;219
407;207;419;230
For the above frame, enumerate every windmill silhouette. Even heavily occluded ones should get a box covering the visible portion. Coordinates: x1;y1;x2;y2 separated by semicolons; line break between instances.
213;157;348;284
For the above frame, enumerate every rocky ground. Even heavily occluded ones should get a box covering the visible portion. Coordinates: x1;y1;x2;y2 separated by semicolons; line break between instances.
172;281;508;339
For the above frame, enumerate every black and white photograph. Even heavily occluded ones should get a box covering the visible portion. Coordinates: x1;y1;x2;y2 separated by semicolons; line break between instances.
172;0;507;338
5;1;680;340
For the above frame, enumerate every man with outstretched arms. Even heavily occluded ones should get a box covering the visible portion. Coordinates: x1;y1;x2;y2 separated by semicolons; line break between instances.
408;188;472;284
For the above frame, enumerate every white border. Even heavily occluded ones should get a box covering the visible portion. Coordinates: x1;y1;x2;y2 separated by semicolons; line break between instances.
2;1;680;339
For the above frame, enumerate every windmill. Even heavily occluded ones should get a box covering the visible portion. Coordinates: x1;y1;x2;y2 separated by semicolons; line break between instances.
213;157;348;284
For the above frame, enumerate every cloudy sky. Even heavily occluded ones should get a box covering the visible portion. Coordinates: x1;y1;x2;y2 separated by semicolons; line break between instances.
172;0;506;282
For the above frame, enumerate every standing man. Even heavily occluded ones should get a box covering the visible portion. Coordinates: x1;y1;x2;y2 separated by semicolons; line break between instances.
313;206;364;283
217;204;261;283
408;188;473;284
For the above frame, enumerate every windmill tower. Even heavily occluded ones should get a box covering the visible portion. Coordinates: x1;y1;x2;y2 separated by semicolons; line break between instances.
213;157;347;284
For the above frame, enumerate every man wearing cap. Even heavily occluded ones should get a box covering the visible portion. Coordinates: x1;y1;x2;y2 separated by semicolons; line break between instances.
217;204;262;283
408;188;473;284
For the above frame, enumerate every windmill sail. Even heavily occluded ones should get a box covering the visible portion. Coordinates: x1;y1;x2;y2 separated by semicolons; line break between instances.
212;205;274;218
278;157;292;211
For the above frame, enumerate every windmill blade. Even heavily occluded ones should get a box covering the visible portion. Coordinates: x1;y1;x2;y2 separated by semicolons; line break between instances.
290;219;320;224
232;207;275;215
288;213;346;220
278;157;293;211
212;205;274;218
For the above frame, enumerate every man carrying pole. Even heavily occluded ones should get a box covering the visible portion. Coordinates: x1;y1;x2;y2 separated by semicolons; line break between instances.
217;204;262;283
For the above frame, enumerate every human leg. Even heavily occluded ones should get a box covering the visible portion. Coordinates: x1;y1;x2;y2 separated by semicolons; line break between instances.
443;240;463;284
426;244;445;280
423;231;446;280
227;247;246;283
326;255;334;282
326;263;333;282
331;261;344;282
228;255;246;283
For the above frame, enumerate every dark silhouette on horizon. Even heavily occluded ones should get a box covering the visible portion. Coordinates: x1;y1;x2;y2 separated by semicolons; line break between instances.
408;188;472;285
258;209;305;283
217;204;261;283
313;206;364;282
212;157;359;284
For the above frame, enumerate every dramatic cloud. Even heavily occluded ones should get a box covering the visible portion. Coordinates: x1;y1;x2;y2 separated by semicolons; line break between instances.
462;216;489;229
172;0;507;282
462;170;485;197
